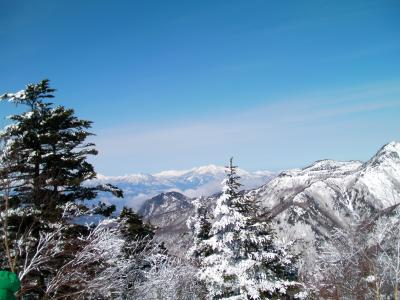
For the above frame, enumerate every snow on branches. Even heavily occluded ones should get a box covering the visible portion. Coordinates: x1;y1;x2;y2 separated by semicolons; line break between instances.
189;158;301;299
44;218;202;300
311;206;400;299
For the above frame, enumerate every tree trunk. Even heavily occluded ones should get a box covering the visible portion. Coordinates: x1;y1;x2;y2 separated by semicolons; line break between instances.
34;153;40;205
3;183;15;272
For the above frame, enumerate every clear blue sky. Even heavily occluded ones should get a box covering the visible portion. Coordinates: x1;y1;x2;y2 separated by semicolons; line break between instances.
1;0;400;175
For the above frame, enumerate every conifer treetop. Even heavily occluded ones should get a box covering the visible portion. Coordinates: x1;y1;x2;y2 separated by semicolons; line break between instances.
0;79;123;208
224;157;242;199
199;158;301;299
0;79;55;109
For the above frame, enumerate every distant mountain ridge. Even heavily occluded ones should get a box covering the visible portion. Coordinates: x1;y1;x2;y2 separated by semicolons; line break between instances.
91;165;275;209
137;142;400;254
257;141;400;223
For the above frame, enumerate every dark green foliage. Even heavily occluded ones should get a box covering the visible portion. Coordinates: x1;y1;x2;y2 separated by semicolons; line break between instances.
119;207;154;240
225;157;242;199
196;211;211;242
0;80;124;298
92;201;116;217
188;197;213;262
0;79;123;212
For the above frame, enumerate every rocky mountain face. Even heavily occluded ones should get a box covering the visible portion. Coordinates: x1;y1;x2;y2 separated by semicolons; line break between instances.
138;191;193;230
91;165;274;209
138;142;400;254
255;142;400;239
137;191;197;254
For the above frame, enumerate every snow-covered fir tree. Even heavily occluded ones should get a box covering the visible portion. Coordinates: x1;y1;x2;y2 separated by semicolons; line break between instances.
187;196;212;264
199;158;300;299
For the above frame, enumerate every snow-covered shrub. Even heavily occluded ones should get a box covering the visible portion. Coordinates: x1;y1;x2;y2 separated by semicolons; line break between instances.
311;206;400;299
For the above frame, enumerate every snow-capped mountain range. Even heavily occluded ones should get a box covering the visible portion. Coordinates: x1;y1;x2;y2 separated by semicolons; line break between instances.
137;142;400;254
256;141;400;241
258;142;400;219
91;165;275;209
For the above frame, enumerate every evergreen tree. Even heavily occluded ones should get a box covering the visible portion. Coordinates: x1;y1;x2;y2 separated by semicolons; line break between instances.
200;158;299;299
187;196;212;264
0;80;122;216
119;206;154;240
0;80;123;297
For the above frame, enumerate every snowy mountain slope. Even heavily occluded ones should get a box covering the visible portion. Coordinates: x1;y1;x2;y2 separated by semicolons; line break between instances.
255;142;400;238
140;142;400;254
139;191;193;229
91;165;275;209
137;191;197;255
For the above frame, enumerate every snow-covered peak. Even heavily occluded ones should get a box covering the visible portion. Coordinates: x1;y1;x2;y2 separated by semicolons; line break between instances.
154;165;226;178
299;159;363;177
254;141;400;228
99;164;266;183
138;191;193;229
139;191;191;217
154;169;190;178
305;159;359;172
154;165;233;179
95;173;158;184
135;142;400;263
365;141;400;168
189;164;227;175
91;165;275;210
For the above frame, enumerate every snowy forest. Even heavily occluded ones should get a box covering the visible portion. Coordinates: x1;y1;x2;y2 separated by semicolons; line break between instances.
1;80;400;300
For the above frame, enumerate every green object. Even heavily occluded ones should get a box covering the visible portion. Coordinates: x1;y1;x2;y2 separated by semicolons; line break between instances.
0;271;20;300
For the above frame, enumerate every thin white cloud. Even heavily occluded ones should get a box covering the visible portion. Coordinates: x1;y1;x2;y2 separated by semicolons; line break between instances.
91;80;400;174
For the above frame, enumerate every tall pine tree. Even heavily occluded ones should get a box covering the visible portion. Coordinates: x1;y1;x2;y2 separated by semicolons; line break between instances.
0;80;123;297
0;80;122;215
199;158;300;299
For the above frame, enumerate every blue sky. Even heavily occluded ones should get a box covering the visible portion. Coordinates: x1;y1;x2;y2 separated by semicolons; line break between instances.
1;0;399;175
